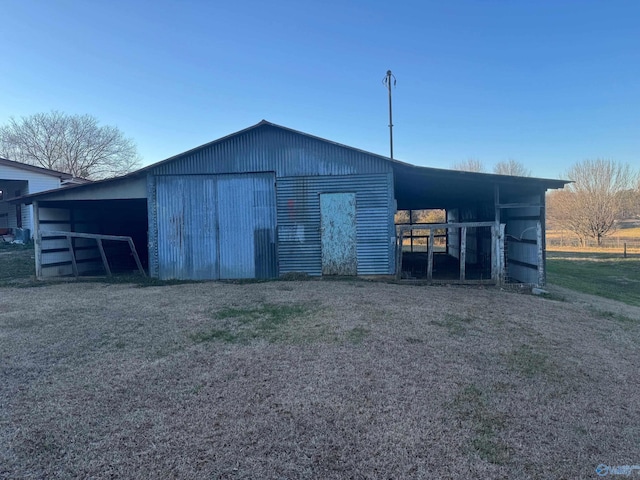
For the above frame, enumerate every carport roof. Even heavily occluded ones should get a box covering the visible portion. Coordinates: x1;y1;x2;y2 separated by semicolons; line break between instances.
12;120;569;207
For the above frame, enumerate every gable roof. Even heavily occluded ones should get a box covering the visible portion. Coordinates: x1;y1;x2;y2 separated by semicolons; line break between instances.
0;156;73;179
13;120;569;206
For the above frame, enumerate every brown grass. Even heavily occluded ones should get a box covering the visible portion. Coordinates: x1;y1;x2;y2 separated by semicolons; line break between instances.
1;280;639;479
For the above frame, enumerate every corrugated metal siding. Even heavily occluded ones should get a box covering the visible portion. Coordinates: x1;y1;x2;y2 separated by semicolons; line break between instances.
156;176;219;280
153;173;277;280
148;124;393;178
217;173;277;279
277;174;394;276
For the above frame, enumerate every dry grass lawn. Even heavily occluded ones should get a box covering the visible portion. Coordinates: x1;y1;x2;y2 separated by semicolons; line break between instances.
1;279;639;479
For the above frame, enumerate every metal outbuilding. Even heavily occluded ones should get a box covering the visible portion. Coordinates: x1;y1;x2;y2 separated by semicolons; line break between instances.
15;120;568;285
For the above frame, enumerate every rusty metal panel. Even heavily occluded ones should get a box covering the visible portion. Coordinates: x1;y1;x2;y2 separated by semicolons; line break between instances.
156;176;218;280
277;174;394;276
148;123;393;179
320;193;357;275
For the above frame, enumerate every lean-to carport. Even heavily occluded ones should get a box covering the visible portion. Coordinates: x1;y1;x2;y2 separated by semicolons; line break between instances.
390;162;567;285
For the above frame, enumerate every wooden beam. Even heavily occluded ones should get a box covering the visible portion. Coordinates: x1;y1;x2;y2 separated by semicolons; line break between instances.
96;239;112;276
33;201;42;279
395;230;404;281
460;226;467;281
66;235;79;278
398;221;494;233
427;229;434;281
496;203;542;209
128;238;147;277
537;221;544;287
491;226;497;282
42;231;136;242
498;224;506;285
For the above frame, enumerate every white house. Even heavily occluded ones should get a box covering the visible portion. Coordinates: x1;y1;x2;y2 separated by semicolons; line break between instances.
0;157;73;235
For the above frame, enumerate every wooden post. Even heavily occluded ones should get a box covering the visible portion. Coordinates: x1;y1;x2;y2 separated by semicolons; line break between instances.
498;224;505;285
491;225;497;283
33;201;42;279
395;230;404;280
460;226;467;281
409;209;413;253
624;242;627;259
536;221;544;286
128;238;147;277
427;229;434;281
66;234;79;278
96;239;112;276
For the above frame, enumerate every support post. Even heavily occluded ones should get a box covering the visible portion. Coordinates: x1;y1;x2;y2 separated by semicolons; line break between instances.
498;224;505;285
491;226;497;282
409;209;413;252
96;239;112;276
33;201;42;279
536;221;544;286
460;226;467;281
427;229;434;281
395;230;404;280
66;235;79;278
128;238;147;277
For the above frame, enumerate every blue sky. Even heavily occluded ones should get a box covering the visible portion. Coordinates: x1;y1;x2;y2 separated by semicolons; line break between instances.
1;0;638;179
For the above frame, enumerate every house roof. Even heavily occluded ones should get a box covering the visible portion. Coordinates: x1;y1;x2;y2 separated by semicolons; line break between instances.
12;120;569;207
0;156;73;179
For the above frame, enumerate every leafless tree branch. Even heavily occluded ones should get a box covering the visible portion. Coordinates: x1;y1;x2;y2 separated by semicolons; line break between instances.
0;111;141;179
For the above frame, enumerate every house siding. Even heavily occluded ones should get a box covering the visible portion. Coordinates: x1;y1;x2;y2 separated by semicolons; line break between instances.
0;165;62;230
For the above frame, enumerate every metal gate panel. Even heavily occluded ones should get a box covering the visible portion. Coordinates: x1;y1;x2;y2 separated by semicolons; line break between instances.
320;192;357;275
156;176;218;280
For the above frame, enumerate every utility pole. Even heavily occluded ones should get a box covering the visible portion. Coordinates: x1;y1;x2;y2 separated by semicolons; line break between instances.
383;70;396;159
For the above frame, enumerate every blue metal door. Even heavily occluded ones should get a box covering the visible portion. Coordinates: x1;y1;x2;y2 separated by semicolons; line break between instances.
217;173;277;279
320;193;357;275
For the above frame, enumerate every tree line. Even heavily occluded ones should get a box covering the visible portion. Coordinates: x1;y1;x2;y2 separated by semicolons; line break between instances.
451;157;640;246
547;160;639;246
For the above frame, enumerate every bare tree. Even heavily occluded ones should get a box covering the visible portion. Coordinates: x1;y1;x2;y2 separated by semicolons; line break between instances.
451;158;485;173
547;159;639;245
0;111;141;179
493;159;531;177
